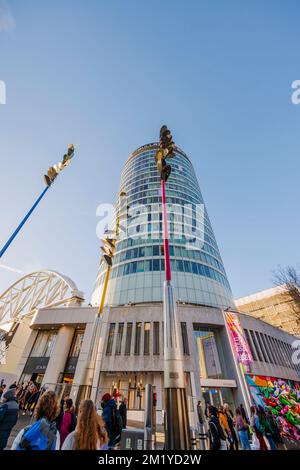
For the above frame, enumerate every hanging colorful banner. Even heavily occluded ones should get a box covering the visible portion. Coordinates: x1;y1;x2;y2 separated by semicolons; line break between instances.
224;310;253;372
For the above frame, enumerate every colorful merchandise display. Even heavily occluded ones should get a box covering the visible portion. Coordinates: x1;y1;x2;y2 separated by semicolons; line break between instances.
246;374;300;441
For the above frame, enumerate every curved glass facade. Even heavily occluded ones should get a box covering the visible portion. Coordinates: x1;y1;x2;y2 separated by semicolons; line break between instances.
91;143;233;308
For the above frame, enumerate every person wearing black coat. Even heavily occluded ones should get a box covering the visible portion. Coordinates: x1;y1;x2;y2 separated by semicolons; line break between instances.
208;405;227;450
119;399;127;429
0;389;19;449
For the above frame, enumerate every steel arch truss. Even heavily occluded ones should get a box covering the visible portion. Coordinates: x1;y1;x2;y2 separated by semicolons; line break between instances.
0;270;80;325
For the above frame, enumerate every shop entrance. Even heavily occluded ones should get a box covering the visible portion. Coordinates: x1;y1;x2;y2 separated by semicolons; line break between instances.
201;387;235;410
30;373;44;385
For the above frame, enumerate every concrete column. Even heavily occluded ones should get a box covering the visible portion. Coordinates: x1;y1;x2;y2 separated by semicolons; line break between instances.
90;308;110;403
42;326;74;389
15;329;38;381
0;316;32;377
153;373;163;425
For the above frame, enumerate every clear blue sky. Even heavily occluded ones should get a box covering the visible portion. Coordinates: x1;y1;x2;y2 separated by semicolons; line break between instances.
0;0;299;301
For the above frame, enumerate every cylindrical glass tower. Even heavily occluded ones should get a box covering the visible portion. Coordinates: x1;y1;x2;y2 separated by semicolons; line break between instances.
91;143;233;309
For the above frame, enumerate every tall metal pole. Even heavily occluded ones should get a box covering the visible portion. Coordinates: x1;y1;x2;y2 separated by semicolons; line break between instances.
74;198;123;402
0;143;76;259
161;178;191;450
0;185;50;259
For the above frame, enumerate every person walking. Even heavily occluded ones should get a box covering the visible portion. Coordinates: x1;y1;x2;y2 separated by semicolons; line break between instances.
0;389;19;450
250;405;268;450
264;409;278;450
218;405;231;448
101;393;122;448
62;400;108;450
11;390;60;450
240;403;248;423
119;398;127;429
223;403;239;450
60;398;76;447
207;405;227;450
235;407;251;450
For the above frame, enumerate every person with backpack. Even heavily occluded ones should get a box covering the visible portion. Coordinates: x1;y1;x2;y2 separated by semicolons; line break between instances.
208;405;227;450
62;400;108;450
11;390;60;450
0;388;19;450
101;393;122;448
250;405;267;450
235;407;251;450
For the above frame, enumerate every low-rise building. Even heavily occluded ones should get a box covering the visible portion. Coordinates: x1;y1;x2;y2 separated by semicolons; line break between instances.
235;285;300;337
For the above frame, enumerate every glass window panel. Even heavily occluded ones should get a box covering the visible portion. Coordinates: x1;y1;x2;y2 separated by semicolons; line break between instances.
137;261;144;272
144;322;150;355
69;329;85;358
153;259;160;271
153;322;159;355
106;323;115;355
124;323;133;355
181;322;190;355
153;245;159;256
134;322;142;355
194;327;222;379
145;260;152;271
31;331;58;358
115;323;124;355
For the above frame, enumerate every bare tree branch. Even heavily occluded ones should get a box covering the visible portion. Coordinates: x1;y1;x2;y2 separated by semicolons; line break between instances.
273;265;300;324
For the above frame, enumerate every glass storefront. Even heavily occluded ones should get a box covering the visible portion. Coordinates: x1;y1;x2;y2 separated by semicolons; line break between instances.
201;386;235;410
194;327;223;379
30;330;57;357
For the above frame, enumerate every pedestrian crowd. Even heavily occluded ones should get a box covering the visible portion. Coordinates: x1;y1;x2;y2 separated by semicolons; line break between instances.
0;379;127;450
201;400;286;450
0;378;289;451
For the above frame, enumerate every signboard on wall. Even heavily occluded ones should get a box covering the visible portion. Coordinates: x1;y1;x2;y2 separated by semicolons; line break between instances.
224;310;253;373
23;356;50;374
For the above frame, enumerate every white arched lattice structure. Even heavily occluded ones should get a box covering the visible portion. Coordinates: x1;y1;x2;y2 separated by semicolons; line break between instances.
0;270;84;327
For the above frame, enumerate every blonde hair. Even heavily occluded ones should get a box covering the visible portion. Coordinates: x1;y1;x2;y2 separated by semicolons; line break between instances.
74;400;108;450
34;390;59;422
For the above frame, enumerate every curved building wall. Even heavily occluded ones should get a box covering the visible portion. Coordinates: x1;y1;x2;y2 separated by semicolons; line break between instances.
91;143;233;309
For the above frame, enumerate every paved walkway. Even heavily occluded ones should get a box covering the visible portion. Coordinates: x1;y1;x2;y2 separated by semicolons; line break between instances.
5;414;32;449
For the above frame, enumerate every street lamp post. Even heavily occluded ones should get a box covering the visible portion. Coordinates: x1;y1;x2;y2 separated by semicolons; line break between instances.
156;126;191;450
0;144;76;259
75;192;126;402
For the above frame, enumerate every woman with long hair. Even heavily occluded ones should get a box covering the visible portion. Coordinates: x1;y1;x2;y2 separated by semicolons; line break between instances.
235;407;251;450
59;398;77;447
12;390;60;450
250;405;268;450
62;399;108;450
223;403;239;450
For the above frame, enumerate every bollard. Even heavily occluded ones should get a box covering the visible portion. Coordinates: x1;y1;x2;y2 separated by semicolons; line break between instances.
190;428;197;450
144;384;154;450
